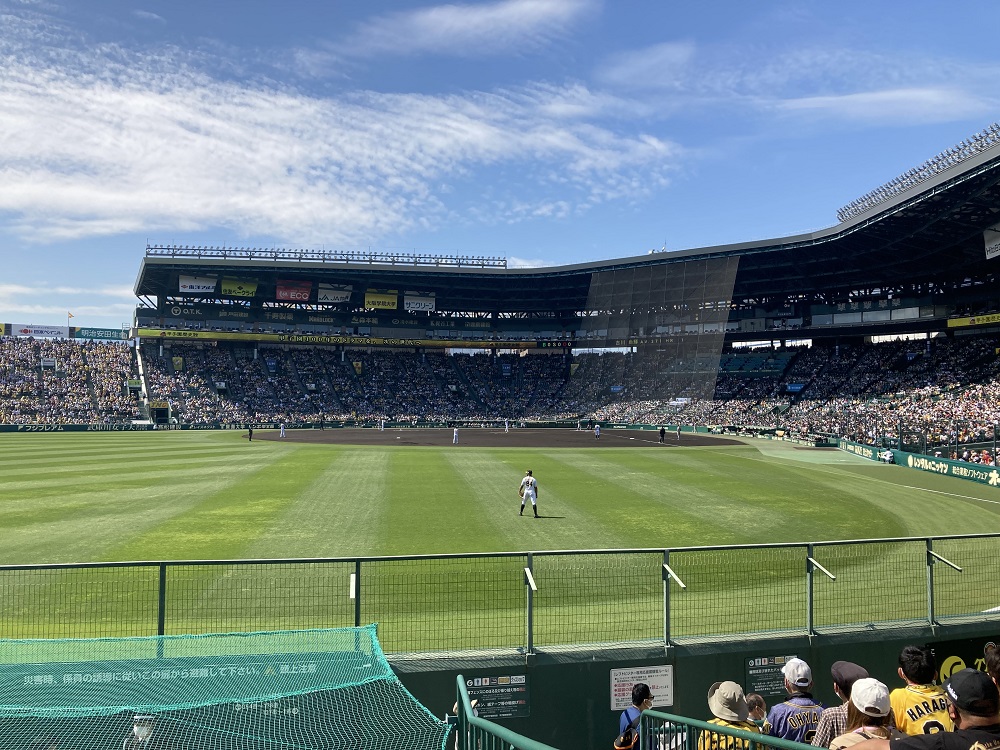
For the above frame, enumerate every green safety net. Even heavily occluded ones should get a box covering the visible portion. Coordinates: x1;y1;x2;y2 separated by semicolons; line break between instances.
0;625;450;750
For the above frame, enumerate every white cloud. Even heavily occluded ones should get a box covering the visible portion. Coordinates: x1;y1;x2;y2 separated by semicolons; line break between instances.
593;40;1000;126
0;282;137;323
330;0;597;60
595;41;696;91
132;10;165;24
776;88;989;124
507;255;551;268
0;28;678;245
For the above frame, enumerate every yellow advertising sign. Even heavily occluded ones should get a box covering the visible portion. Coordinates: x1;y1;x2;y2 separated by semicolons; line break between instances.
364;290;398;310
220;278;258;297
135;328;541;349
948;313;1000;329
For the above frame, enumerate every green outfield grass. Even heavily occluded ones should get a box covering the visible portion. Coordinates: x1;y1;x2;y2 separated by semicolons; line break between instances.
2;429;1000;646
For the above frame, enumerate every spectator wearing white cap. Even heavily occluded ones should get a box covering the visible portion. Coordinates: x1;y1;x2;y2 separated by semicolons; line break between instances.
813;661;897;748
829;678;904;750
853;668;1000;750
698;681;761;750
768;657;825;743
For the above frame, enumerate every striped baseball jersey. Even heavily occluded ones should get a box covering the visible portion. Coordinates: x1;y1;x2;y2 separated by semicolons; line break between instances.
890;684;953;736
767;694;825;744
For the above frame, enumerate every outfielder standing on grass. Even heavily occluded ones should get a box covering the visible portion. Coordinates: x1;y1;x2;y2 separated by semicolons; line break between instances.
519;470;539;517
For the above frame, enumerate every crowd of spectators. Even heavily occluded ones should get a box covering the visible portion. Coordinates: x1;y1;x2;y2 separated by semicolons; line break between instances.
668;645;1000;750
5;334;1000;461
0;337;141;424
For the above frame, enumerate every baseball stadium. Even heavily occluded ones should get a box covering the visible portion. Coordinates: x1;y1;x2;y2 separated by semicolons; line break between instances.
3;125;1000;749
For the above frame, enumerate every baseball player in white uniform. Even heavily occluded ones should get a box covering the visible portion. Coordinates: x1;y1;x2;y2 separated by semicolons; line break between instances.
519;470;539;517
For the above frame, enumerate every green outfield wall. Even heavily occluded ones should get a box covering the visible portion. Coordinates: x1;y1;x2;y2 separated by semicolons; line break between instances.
398;622;1000;750
839;438;1000;488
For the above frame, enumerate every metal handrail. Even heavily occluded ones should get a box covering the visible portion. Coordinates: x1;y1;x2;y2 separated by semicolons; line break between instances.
455;675;559;750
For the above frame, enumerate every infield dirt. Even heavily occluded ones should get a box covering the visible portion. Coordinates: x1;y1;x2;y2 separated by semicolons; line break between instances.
257;427;744;448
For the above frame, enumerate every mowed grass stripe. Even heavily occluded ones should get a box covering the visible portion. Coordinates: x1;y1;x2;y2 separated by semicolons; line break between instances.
544;450;754;545
382;449;476;555
441;449;630;552
551;449;906;545
241;446;389;559
99;445;318;562
0;461;261;498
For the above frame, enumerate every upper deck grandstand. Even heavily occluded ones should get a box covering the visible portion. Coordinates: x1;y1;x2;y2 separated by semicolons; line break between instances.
4;124;1000;456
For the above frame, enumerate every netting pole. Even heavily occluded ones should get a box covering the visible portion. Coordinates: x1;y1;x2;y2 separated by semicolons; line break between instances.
157;563;167;658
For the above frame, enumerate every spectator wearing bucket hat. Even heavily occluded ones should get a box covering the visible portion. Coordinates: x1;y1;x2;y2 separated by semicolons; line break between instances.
768;658;825;743
853;668;1000;750
829;678;904;750
698;681;761;750
813;661;896;748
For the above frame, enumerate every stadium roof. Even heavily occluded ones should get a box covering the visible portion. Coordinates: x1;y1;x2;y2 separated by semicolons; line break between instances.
134;144;1000;315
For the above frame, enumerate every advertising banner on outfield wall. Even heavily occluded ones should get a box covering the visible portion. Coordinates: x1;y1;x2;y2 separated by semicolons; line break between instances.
12;324;69;338
220;278;258;297
838;439;1000;487
0;424;154;432
403;294;435;312
364;290;397;310
178;275;217;293
276;280;312;301
317;283;352;303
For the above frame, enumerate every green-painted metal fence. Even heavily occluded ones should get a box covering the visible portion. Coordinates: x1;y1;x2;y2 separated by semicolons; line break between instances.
1;533;999;649
641;710;816;750
454;675;558;750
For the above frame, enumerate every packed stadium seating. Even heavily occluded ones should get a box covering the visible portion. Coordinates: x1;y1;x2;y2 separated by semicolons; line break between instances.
0;338;141;424
3;334;999;463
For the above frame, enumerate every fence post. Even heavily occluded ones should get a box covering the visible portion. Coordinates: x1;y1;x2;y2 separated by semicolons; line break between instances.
354;560;362;628
926;538;935;630
663;549;671;646
157;563;167;659
806;544;815;637
525;553;535;654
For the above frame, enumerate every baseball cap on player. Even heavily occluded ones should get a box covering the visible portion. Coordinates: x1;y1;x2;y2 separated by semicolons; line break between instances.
944;668;1000;716
782;658;812;688
707;681;749;722
850;678;891;717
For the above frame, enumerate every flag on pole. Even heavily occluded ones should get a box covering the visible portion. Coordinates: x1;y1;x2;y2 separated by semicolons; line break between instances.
67;312;74;318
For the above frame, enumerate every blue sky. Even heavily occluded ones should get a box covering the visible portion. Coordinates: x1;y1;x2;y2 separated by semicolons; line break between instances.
2;0;999;328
